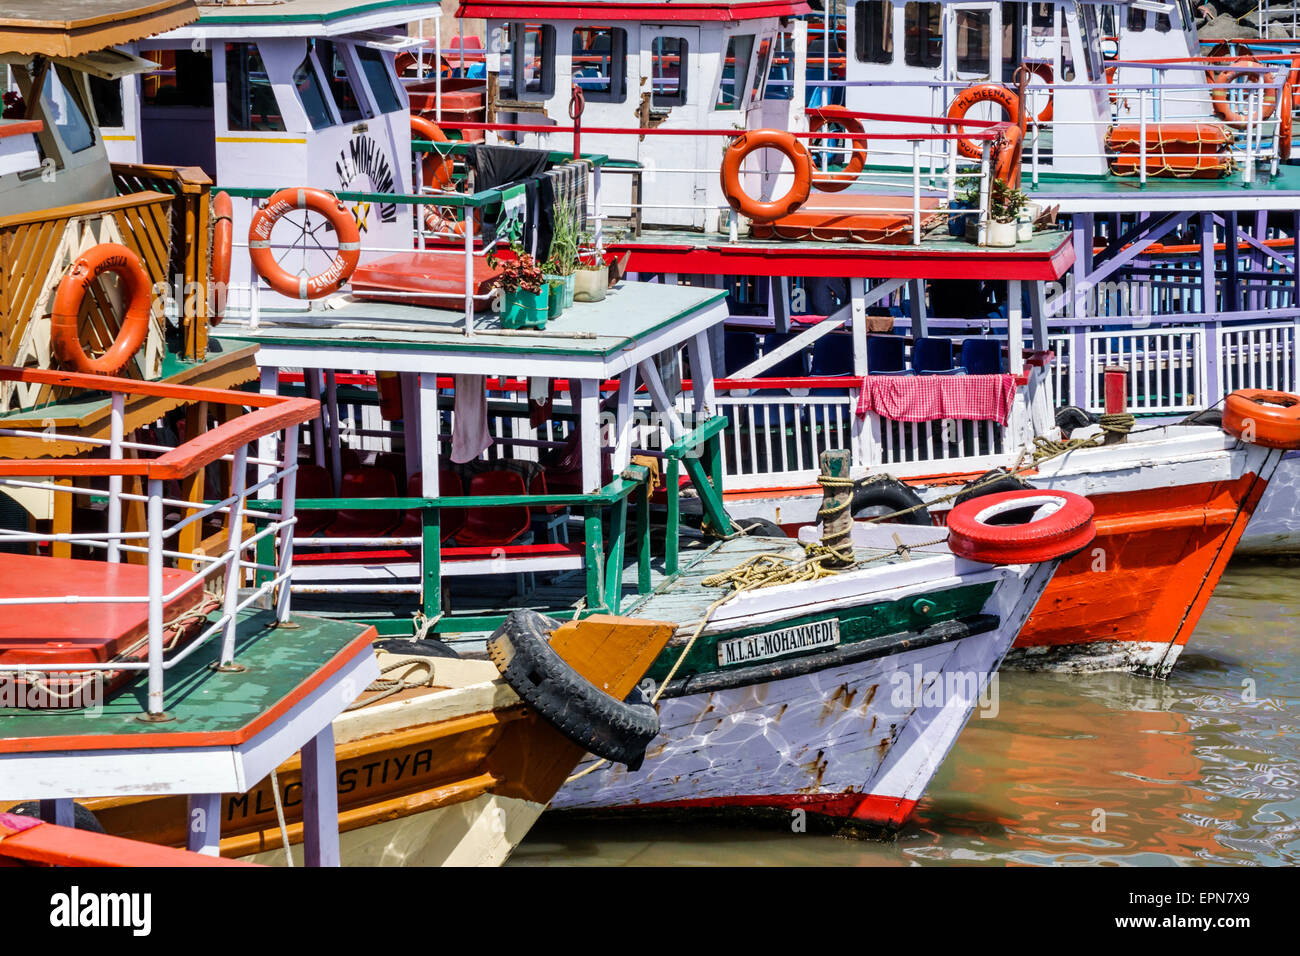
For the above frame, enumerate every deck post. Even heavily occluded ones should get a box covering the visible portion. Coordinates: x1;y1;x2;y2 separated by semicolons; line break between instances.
186;793;222;856
324;370;342;494
107;392;125;564
258;366;279;501
576;378;602;493
146;479;166;716
38;799;74;828
665;456;680;575
818;449;854;565
275;425;298;625
908;280;928;339
306;370;326;469
1007;280;1024;365
301;724;341;867
419;374;442;621
219;445;248;666
1200;212;1216;315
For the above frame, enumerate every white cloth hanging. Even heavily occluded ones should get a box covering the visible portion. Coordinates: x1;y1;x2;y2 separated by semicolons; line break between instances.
451;373;494;463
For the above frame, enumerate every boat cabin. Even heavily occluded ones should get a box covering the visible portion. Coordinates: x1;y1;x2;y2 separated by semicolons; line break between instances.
464;0;814;228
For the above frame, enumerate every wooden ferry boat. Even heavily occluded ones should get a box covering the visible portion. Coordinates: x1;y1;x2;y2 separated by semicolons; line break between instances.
0;1;674;865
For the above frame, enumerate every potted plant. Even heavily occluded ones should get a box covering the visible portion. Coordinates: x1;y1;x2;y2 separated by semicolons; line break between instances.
487;244;549;329
987;178;1027;247
573;235;608;303
948;177;980;237
543;199;579;319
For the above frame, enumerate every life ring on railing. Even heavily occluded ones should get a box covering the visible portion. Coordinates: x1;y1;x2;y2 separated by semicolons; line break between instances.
1281;81;1293;162
946;489;1096;565
411;115;455;190
1209;59;1278;128
808;106;867;193
50;243;153;375
248;187;361;300
1018;62;1054;124
376;370;404;421
210;190;232;326
992;123;1023;189
1222;389;1300;449
719;129;812;224
946;84;1020;160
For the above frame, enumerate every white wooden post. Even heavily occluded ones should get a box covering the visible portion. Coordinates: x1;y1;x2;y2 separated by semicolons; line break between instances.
276;424;298;625
301;724;340;867
219;445;248;666
186;793;222;856
107;391;124;564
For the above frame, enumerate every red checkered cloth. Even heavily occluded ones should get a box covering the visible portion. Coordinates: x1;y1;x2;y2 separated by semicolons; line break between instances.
855;374;1018;425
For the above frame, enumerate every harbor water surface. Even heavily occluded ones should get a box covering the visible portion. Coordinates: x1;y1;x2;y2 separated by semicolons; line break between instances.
510;562;1300;866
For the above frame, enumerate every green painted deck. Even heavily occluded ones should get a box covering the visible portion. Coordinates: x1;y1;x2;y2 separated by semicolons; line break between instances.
217;281;728;358
0;608;372;746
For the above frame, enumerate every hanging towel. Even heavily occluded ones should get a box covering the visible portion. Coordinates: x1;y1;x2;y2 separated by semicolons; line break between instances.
451;374;494;463
465;145;549;190
538;161;589;257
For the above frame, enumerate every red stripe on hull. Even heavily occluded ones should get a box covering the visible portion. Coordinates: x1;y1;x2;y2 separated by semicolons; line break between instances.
624;792;921;828
1017;469;1268;655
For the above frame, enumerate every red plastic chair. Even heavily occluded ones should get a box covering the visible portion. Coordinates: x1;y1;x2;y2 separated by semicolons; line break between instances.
528;470;569;543
325;467;399;538
454;470;530;547
391;471;466;544
294;464;336;537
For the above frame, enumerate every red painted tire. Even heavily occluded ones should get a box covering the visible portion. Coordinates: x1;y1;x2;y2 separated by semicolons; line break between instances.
1223;389;1300;449
947;489;1095;565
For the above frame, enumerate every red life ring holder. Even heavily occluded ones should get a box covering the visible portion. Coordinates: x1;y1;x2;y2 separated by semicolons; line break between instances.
1020;62;1054;124
248;187;361;300
947;84;1021;161
992;123;1023;189
1209;59;1278;128
719;129;812;224
1280;79;1293;162
50;243;153;376
808;107;867;193
210;190;233;326
411;115;455;190
947;489;1096;565
1222;389;1300;449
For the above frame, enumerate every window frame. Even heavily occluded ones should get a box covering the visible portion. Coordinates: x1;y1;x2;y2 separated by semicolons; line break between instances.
854;0;894;65
714;31;757;112
904;2;942;69
500;23;556;100
571;26;628;104
649;34;690;108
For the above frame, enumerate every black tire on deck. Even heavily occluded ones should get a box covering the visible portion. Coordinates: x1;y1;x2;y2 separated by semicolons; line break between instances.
1055;405;1095;435
851;475;931;525
487;609;660;771
7;801;106;834
952;468;1037;507
732;516;787;537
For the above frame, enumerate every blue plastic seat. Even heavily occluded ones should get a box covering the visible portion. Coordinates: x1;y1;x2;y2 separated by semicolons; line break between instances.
723;331;760;375
866;335;908;375
809;335;856;428
960;337;1004;375
912;337;963;375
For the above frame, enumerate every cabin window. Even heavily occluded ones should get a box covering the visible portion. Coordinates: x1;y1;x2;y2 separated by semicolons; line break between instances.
88;76;124;128
572;27;627;103
854;1;894;64
1060;16;1076;81
356;46;403;113
716;34;755;110
226;43;285;131
1155;11;1171;31
317;41;366;123
43;68;95;153
904;3;941;68
1127;7;1146;30
1001;3;1024;82
955;9;991;74
501;24;555;98
650;36;689;106
765;31;796;100
143;50;213;109
1031;2;1053;28
750;37;772;102
293;51;334;129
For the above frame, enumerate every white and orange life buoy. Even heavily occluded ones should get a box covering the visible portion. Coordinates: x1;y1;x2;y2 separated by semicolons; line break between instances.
947;489;1096;565
1281;80;1293;162
248;187;361;300
946;84;1021;160
411;115;455;191
719;129;812;224
1209;58;1278;128
1019;62;1054;124
1223;389;1300;449
807;106;867;193
50;243;153;375
210;190;232;326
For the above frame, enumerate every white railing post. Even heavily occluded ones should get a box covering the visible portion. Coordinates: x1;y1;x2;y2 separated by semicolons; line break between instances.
219;445;248;666
106;391;125;564
911;138;922;247
592;165;603;248
146;479;165;716
276;425;298;625
464;205;475;333
1139;89;1148;186
978;141;991;246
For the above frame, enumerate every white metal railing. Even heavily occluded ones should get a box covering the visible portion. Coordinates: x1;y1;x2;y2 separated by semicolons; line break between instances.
1218;321;1300;395
1082;326;1208;414
0;371;315;716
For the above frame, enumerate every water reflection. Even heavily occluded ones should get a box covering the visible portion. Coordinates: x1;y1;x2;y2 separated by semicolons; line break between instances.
510;564;1300;866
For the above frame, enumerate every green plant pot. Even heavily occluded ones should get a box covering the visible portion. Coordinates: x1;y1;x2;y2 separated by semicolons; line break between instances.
544;273;574;318
502;286;549;329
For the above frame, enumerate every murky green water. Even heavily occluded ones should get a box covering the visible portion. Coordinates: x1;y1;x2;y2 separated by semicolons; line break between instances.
509;563;1300;866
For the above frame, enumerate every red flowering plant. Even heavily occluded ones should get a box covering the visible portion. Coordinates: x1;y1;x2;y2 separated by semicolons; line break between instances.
486;243;544;294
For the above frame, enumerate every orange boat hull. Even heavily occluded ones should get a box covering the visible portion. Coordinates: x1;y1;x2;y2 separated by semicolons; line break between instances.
1012;469;1270;675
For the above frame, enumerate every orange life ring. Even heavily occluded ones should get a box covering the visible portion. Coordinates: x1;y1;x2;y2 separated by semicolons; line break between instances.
719;129;812;224
808;107;867;193
376;370;404;421
1222;389;1300;449
992;123;1023;189
210;190;232;326
248;187;361;300
1020;62;1054;124
1209;58;1278;128
411;115;455;191
946;84;1020;161
947;489;1096;565
50;243;153;376
395;51;417;75
1281;81;1293;162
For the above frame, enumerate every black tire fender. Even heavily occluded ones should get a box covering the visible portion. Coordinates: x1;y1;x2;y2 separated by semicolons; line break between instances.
733;516;787;537
952;468;1036;507
487;609;660;771
7;801;106;834
851;475;931;525
1055;405;1096;436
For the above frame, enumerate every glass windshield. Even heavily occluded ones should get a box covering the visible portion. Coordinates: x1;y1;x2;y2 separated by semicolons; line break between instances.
43;68;95;153
716;34;754;110
294;49;333;129
356;46;402;114
226;43;285;131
